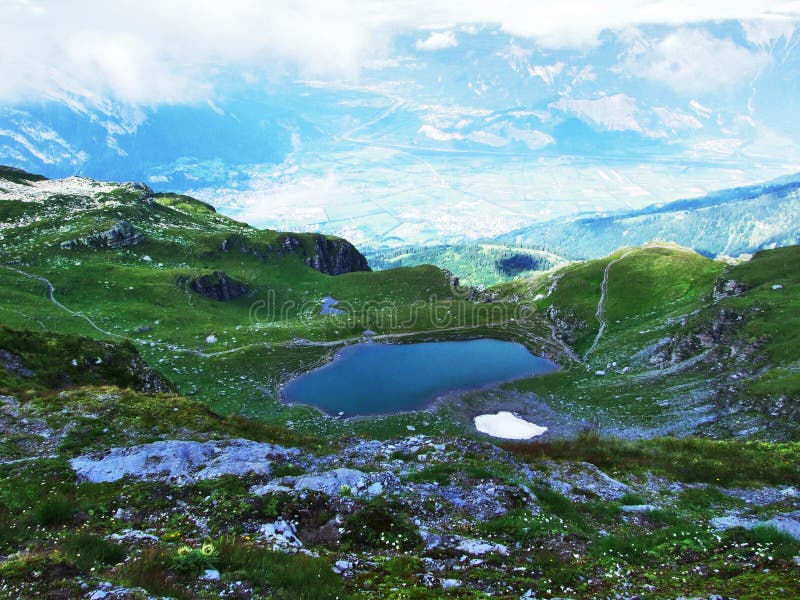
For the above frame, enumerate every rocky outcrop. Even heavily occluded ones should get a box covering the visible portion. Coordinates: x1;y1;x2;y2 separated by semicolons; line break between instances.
218;233;371;275
546;305;585;346
0;327;171;393
650;307;751;368
530;461;631;501
713;278;749;303
250;468;399;498
130;182;154;195
60;221;144;250
0;349;34;378
179;271;248;301
300;235;371;275
712;510;800;541
71;439;301;484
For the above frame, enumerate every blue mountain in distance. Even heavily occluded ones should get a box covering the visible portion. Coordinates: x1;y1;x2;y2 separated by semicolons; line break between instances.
366;171;800;286
493;172;800;260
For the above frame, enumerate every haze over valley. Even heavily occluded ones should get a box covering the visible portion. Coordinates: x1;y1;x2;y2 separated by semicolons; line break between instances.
3;6;800;252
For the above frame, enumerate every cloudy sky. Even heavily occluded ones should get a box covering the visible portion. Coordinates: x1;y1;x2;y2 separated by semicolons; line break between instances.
3;0;800;250
2;0;799;105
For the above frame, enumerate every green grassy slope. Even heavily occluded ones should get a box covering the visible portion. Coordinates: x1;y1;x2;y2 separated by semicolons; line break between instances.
0;170;548;435
2;168;800;441
2;168;800;599
0;335;798;600
482;243;800;439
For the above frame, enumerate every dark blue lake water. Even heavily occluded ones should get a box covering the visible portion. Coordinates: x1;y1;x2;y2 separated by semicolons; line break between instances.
281;339;558;416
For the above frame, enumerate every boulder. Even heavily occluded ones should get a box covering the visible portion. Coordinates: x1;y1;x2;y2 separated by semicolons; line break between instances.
532;461;631;501
711;510;800;541
250;468;399;498
70;439;300;484
180;271;248;301
61;221;144;250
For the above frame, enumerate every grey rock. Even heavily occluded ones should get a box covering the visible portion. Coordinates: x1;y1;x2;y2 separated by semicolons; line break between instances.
109;529;159;543
333;559;353;575
61;221;144;250
85;583;153;599
0;349;34;378
721;485;798;507
620;504;658;513
533;461;631;501
418;528;508;556
711;510;800;540
366;481;384;496
273;233;370;275
410;481;517;521
71;439;299;484
454;537;509;556
199;569;220;581
302;235;371;275
252;468;399;498
419;526;443;551
258;519;304;552
112;508;132;521
179;271;248;301
291;468;364;496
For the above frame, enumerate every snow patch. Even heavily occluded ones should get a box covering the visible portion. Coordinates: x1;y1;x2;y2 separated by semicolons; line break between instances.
474;412;547;440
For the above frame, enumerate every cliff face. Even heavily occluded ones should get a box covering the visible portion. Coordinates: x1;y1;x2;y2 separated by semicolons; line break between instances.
217;233;371;276
302;235;371;275
274;233;371;275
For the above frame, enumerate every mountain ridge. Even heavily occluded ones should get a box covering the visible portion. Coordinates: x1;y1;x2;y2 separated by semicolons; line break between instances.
494;171;800;261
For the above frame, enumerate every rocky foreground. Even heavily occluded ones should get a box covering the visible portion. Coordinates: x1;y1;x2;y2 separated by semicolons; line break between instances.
1;388;799;599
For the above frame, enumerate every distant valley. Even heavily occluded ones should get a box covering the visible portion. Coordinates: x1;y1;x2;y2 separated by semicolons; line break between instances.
367;172;800;286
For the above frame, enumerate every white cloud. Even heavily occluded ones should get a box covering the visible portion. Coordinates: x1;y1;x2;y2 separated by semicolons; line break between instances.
550;94;643;132
507;127;555;149
621;28;771;93
689;100;713;119
416;30;458;50
0;1;797;105
418;121;554;149
528;63;565;86
652;107;703;131
417;124;464;141
466;130;507;147
742;18;797;46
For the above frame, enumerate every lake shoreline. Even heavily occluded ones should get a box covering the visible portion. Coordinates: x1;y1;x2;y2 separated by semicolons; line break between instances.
279;338;559;420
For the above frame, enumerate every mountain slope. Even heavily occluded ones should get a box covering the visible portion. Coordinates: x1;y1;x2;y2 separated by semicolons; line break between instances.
2;167;800;599
0;167;552;432
495;173;800;260
365;243;567;287
2;166;799;441
476;242;800;440
0;326;798;599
